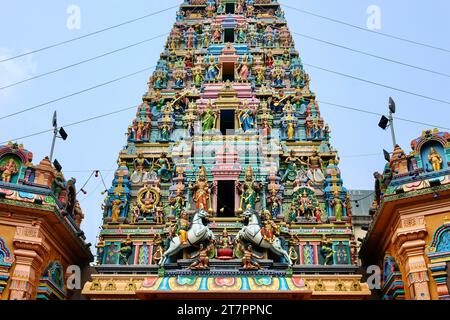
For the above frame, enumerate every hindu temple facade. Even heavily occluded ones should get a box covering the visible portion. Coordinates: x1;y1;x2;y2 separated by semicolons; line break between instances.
360;129;450;300
0;142;93;300
82;0;370;299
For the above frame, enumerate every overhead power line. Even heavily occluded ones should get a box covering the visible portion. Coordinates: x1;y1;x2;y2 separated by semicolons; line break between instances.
0;65;156;120
0;4;178;64
292;32;450;79
317;100;450;131
281;2;450;54
0;104;138;145
305;63;450;105
0;34;167;91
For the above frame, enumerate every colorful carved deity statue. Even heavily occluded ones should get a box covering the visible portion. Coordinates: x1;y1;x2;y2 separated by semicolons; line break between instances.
307;151;325;183
282;151;307;182
0;158;18;183
238;100;256;132
428;147;443;172
237;166;262;212
169;188;186;218
240;244;263;270
320;236;335;265
261;211;280;243
201;100;218;132
152;152;172;182
189;242;214;270
190;166;213;212
205;55;220;81
237;54;250;81
329;191;345;221
272;66;285;87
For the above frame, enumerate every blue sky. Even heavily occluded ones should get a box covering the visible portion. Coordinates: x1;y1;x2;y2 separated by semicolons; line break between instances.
1;0;449;248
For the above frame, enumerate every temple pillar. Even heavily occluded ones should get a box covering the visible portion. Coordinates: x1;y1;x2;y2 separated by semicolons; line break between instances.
8;225;50;300
392;215;431;300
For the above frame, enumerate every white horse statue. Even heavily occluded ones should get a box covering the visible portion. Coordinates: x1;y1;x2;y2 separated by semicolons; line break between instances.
159;209;214;266
237;208;292;266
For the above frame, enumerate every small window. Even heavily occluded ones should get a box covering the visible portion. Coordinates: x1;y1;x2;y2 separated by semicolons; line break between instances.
220;109;235;135
216;180;235;217
222;62;235;82
224;28;234;43
226;3;235;14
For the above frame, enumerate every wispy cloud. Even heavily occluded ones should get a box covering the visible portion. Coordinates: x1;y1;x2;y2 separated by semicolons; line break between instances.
0;48;37;103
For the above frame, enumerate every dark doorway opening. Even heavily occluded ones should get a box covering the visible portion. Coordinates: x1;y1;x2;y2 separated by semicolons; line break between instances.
220;109;235;135
226;3;235;14
222;62;235;82
217;180;235;217
224;28;235;43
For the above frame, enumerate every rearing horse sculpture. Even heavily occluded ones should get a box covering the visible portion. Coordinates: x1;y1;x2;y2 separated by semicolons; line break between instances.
236;208;292;266
159;209;214;266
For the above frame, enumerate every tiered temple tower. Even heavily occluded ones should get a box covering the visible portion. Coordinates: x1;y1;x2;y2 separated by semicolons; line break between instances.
83;0;370;299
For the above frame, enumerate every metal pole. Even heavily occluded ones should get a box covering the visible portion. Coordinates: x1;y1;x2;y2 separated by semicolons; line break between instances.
389;110;397;148
49;127;57;162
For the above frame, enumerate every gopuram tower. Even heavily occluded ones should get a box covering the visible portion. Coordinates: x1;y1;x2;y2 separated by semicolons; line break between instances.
83;0;370;300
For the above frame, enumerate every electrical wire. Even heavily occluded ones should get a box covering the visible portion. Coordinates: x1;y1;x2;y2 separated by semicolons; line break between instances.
280;2;450;54
0;34;167;91
0;5;178;64
291;31;450;79
305;63;450;105
0;65;155;120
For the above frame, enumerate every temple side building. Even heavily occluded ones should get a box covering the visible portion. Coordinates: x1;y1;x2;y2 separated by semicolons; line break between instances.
82;0;370;300
360;129;450;300
0;142;93;300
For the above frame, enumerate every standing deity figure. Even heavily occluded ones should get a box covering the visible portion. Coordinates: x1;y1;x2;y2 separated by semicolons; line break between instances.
261;211;280;244
185;26;196;49
159;105;174;141
131;202;141;224
201;100;218;132
189;243;214;270
192;66;204;87
205;55;220;81
0;158;18;183
189;166;213;213
329;191;345;221
237;54;250;81
169;188;186;219
111;199;125;222
237;166;262;212
178;211;191;244
152;152;172;182
266;186;282;218
254;65;266;86
217;2;225;15
240;244;263;270
154;202;165;224
307;151;325;183
212;24;223;43
238;100;256;132
428;147;443;172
